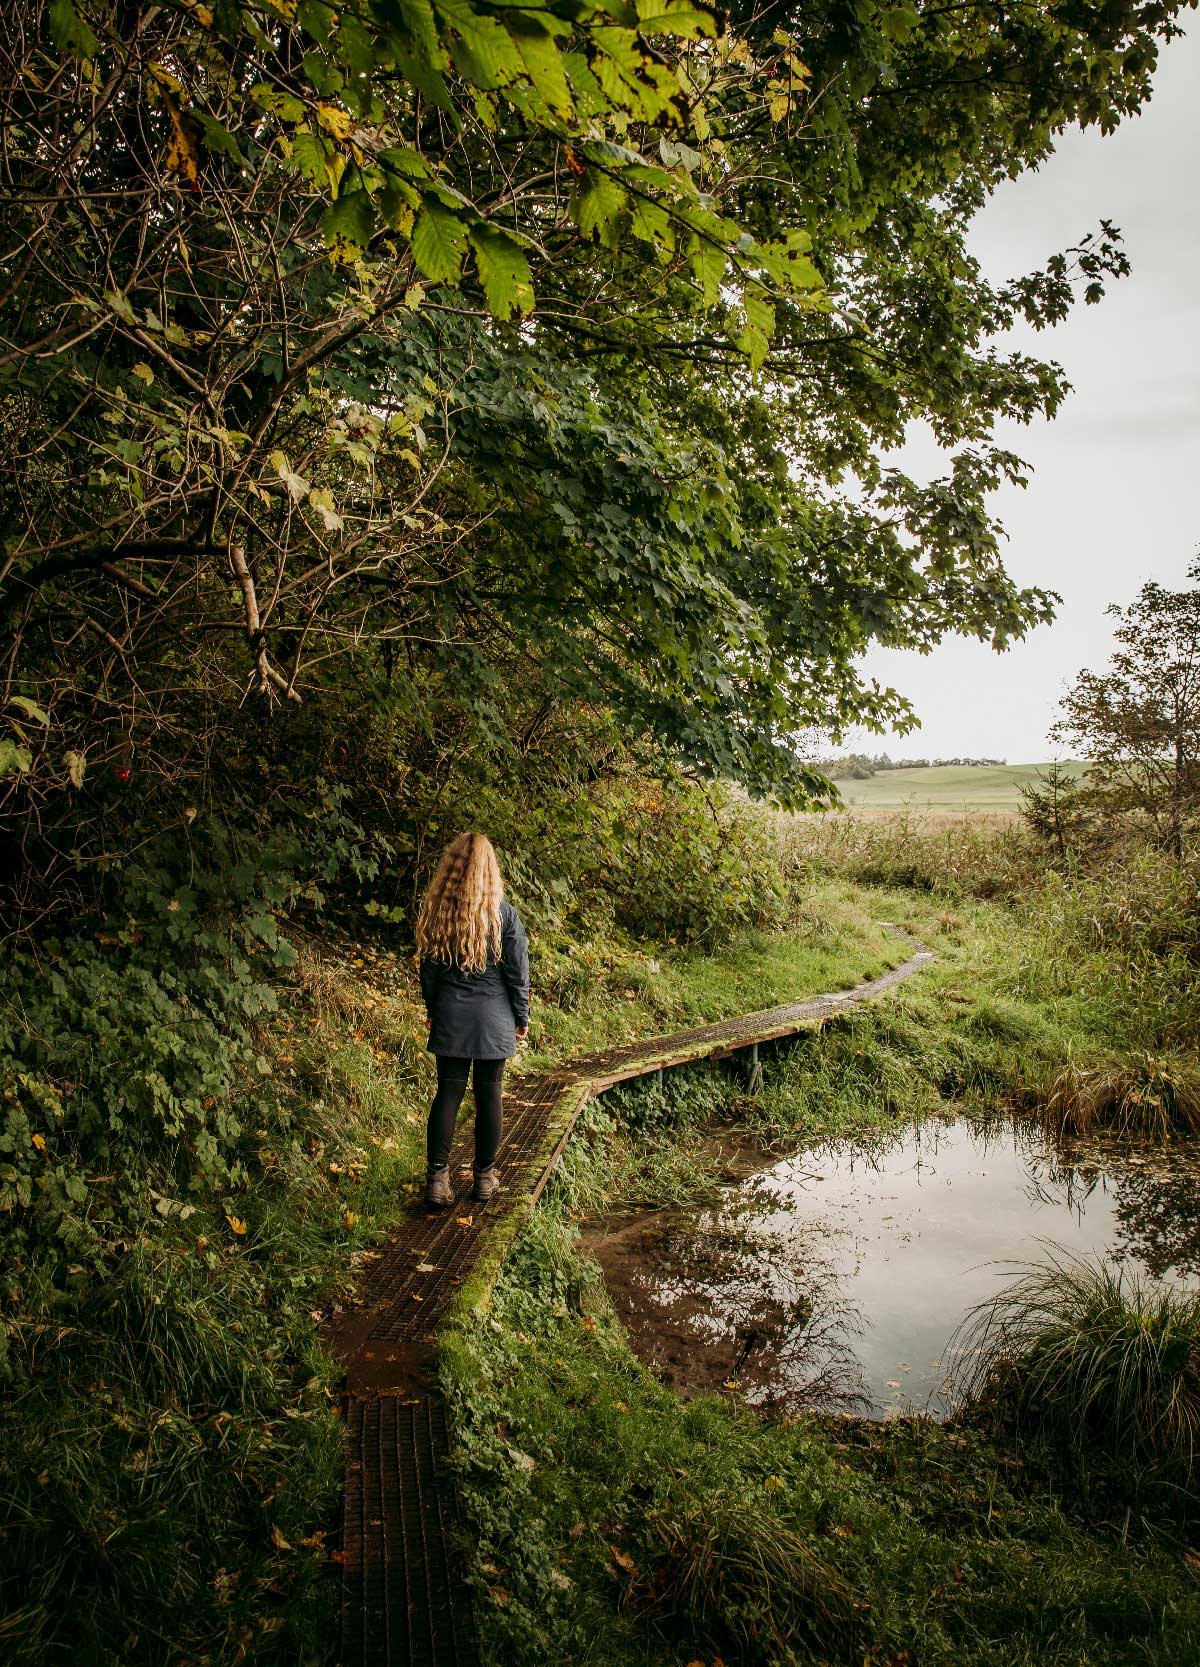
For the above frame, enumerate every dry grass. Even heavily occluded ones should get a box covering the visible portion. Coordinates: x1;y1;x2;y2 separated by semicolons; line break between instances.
1042;1050;1200;1138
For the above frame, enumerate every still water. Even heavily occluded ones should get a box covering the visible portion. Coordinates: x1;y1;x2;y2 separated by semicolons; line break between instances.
583;1117;1200;1419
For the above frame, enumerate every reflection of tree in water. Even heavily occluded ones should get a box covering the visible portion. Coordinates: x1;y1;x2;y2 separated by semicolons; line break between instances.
634;1195;870;1415
1108;1160;1200;1277
1025;1133;1200;1279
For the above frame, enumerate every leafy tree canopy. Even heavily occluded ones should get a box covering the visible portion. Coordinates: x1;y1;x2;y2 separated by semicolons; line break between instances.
0;0;1194;895
1052;558;1200;855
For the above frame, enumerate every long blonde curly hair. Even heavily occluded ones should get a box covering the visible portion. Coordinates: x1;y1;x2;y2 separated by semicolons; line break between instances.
415;832;504;974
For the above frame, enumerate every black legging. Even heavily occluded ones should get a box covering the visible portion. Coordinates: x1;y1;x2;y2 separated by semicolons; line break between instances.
426;1056;506;1171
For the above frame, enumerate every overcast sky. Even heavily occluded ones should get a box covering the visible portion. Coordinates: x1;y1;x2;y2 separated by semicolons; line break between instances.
849;22;1200;764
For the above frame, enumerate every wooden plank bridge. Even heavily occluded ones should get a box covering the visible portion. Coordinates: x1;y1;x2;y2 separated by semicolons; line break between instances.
328;927;934;1667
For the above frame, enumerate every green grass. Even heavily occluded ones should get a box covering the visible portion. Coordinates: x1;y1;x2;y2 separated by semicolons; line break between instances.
829;762;1089;814
954;1250;1200;1500
519;883;905;1071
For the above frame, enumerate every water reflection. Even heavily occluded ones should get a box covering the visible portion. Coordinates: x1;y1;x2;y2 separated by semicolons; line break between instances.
582;1117;1200;1420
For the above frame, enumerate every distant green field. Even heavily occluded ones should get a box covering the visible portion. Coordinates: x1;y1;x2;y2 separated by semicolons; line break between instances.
831;761;1088;813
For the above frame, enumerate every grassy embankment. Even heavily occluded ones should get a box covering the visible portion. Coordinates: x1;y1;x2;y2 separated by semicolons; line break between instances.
439;818;1200;1667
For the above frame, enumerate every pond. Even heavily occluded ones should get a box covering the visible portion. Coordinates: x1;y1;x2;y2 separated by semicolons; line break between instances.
581;1116;1200;1420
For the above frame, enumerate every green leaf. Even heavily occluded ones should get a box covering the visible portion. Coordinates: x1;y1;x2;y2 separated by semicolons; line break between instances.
192;110;245;164
251;84;308;123
411;198;469;283
737;291;775;371
688;234;726;305
438;0;524;87
47;0;98;58
323;189;377;264
0;740;33;777
390;0;441;66
288;129;335;187
572;173;627;247
469;226;534;320
880;6;920;43
509;19;574;119
378;146;433;180
633;0;712;39
8;695;50;726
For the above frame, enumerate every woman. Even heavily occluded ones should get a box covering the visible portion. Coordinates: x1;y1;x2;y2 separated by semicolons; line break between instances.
415;832;530;1209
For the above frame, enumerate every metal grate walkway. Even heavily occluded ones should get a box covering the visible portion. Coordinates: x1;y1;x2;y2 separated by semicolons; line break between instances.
330;928;934;1665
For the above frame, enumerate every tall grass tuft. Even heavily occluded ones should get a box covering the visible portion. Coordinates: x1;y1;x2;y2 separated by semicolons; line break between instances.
631;1489;866;1663
1042;1050;1200;1138
954;1249;1200;1498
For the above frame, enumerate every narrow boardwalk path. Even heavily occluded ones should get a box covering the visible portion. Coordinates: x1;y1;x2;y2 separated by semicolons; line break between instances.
330;928;934;1667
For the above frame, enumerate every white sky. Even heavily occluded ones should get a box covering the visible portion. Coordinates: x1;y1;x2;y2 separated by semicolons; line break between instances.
849;22;1200;763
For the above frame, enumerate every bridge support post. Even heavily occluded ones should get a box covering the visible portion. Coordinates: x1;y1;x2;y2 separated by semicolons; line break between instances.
744;1042;763;1095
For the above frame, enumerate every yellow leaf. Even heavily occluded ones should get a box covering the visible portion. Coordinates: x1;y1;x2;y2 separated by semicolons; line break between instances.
342;1209;359;1228
164;97;198;182
610;1545;637;1575
31;1133;46;1151
456;1214;474;1227
148;62;184;94
225;1214;248;1235
316;103;355;141
131;363;154;385
270;1524;291;1550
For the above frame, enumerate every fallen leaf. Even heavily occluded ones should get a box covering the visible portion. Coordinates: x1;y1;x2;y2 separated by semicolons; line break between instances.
342;1210;359;1228
270;1525;291;1550
225;1214;247;1236
610;1545;637;1576
416;1263;437;1273
456;1215;474;1227
31;1133;46;1152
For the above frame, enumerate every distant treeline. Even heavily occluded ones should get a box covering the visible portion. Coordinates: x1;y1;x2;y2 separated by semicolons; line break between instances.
821;753;1007;780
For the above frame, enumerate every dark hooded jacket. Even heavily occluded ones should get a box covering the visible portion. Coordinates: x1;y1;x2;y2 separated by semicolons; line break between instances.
419;898;530;1059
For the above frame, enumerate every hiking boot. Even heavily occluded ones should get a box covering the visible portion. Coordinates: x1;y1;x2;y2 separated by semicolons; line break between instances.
425;1164;452;1208
472;1164;499;1202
